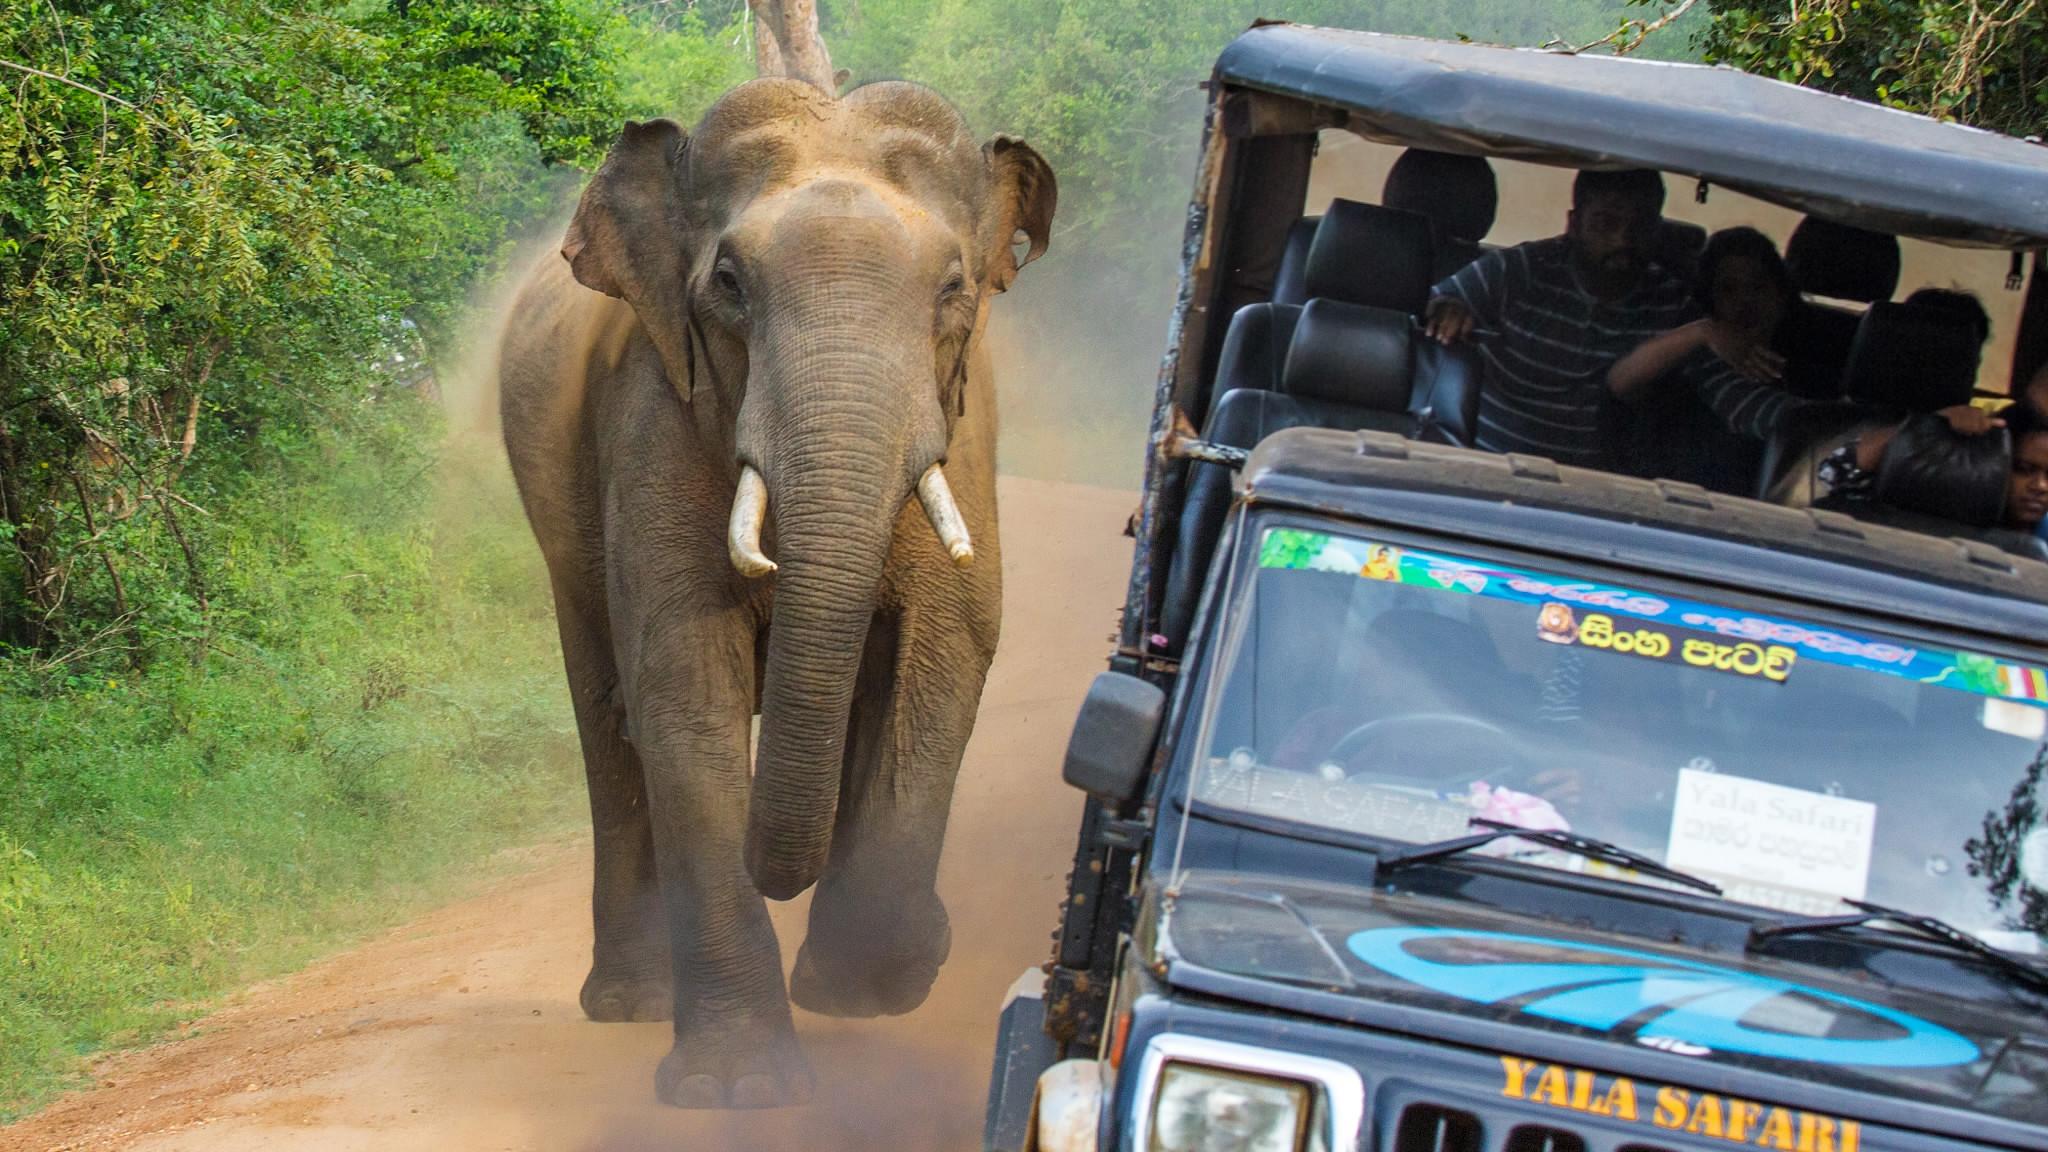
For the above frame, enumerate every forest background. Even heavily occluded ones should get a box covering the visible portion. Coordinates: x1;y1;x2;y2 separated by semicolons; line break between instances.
1;0;2039;1116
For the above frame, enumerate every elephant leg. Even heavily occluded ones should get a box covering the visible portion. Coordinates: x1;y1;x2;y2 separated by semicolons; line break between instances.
791;606;994;1018
631;607;811;1109
552;579;671;1023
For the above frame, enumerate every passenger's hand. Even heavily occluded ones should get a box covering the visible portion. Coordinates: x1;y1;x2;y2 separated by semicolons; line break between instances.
1701;319;1785;382
1425;297;1475;345
1937;403;2004;436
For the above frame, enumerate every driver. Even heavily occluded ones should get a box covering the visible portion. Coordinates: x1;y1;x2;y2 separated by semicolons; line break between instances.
1266;603;1586;813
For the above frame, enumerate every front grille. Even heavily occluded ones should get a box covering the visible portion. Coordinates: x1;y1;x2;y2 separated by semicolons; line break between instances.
1395;1105;1485;1152
1386;1099;1692;1152
1505;1126;1588;1152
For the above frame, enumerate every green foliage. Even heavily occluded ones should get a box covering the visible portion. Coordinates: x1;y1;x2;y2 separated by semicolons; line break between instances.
0;1;734;660
1654;0;2048;137
0;409;583;1117
613;9;756;122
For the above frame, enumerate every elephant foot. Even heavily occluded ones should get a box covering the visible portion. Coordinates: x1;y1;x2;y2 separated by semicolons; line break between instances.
580;961;673;1023
655;1021;813;1109
790;895;951;1019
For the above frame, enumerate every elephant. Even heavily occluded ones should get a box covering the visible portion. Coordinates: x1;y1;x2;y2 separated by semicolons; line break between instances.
496;77;1055;1110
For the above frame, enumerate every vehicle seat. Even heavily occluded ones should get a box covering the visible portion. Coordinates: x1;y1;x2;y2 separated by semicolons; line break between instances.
1756;402;1872;505
1786;217;1902;304
1272;215;1320;307
1779;217;1902;398
1382;148;1499;282
1650;219;1708;283
1300;199;1437;316
1869;411;2010;528
1163;300;1476;651
1842;301;1983;415
1201;200;1437;423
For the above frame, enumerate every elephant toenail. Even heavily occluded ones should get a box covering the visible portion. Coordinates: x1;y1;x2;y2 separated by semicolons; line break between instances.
665;1072;725;1109
731;1072;792;1109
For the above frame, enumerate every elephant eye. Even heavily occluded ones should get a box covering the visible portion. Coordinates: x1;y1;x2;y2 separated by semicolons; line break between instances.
713;259;745;305
938;272;966;299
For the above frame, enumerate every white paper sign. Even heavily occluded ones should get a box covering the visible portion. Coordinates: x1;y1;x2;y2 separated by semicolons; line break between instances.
1665;768;1876;902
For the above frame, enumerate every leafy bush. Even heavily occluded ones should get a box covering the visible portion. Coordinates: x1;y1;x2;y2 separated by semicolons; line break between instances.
0;0;626;658
0;403;584;1117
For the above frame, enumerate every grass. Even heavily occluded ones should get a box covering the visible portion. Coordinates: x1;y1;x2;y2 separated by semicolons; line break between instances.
0;409;584;1119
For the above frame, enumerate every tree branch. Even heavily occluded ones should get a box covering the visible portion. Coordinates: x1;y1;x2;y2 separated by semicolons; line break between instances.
0;57;169;131
745;0;839;93
1551;0;1703;56
70;469;132;635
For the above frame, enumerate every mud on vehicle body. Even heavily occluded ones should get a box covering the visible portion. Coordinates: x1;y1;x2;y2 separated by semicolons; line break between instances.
985;23;2048;1152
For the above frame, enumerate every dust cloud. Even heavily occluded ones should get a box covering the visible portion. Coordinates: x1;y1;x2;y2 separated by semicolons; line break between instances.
988;249;1174;489
433;217;572;445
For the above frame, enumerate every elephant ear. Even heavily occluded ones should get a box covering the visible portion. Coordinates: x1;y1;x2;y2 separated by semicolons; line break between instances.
981;135;1057;294
561;119;696;399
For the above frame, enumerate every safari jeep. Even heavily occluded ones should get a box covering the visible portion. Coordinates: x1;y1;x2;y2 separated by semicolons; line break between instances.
983;22;2048;1152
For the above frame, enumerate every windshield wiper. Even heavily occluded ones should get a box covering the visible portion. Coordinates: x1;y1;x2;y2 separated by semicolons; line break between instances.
1375;817;1723;896
1748;899;2048;995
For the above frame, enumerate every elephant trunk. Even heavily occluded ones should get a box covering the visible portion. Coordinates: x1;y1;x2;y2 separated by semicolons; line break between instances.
743;452;902;901
736;198;959;901
738;293;952;899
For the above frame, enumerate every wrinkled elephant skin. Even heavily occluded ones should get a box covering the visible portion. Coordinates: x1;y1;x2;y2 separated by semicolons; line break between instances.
497;80;1054;1109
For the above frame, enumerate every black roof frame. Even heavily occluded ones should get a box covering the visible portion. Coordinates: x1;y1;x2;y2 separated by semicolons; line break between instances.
1216;23;2048;250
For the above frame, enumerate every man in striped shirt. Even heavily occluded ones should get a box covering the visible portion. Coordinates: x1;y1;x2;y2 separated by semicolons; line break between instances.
1425;169;1698;469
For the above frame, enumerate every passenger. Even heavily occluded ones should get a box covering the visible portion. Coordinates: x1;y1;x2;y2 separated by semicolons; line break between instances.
1604;227;1813;442
1902;286;1993;372
1424;168;1694;468
2008;403;2048;532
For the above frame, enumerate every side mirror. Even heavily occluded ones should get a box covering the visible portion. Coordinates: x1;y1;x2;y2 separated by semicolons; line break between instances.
1062;671;1166;806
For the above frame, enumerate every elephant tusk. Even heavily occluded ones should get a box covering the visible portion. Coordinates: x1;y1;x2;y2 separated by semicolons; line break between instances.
728;465;777;578
917;464;974;568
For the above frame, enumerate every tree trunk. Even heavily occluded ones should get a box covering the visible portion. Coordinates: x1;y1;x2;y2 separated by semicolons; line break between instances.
747;0;839;94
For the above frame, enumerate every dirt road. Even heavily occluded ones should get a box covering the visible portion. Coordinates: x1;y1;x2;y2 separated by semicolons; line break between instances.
3;475;1135;1152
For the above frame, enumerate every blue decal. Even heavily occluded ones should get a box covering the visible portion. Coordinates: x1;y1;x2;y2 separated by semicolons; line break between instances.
1346;927;1978;1068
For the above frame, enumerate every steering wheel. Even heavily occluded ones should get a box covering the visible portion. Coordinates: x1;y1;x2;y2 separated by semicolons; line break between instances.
1317;712;1527;790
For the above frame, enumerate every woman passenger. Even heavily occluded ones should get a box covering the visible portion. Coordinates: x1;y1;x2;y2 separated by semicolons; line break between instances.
1606;227;1810;484
1608;227;1801;405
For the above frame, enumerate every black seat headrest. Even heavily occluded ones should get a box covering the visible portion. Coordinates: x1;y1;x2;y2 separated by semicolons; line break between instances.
1382;149;1499;244
1785;217;1901;303
1874;414;2010;528
1843;301;1982;413
1281;299;1414;411
1303;199;1435;314
1650;219;1708;282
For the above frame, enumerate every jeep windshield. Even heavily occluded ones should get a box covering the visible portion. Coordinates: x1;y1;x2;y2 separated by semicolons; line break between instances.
1184;518;2048;953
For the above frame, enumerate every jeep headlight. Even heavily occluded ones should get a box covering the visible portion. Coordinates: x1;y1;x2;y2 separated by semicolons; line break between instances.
1149;1063;1311;1152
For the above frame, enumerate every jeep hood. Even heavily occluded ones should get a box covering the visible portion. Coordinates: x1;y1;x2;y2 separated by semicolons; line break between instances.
1149;870;2048;1126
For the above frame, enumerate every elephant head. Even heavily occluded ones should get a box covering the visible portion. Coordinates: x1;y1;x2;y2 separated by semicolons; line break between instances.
559;80;1056;901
